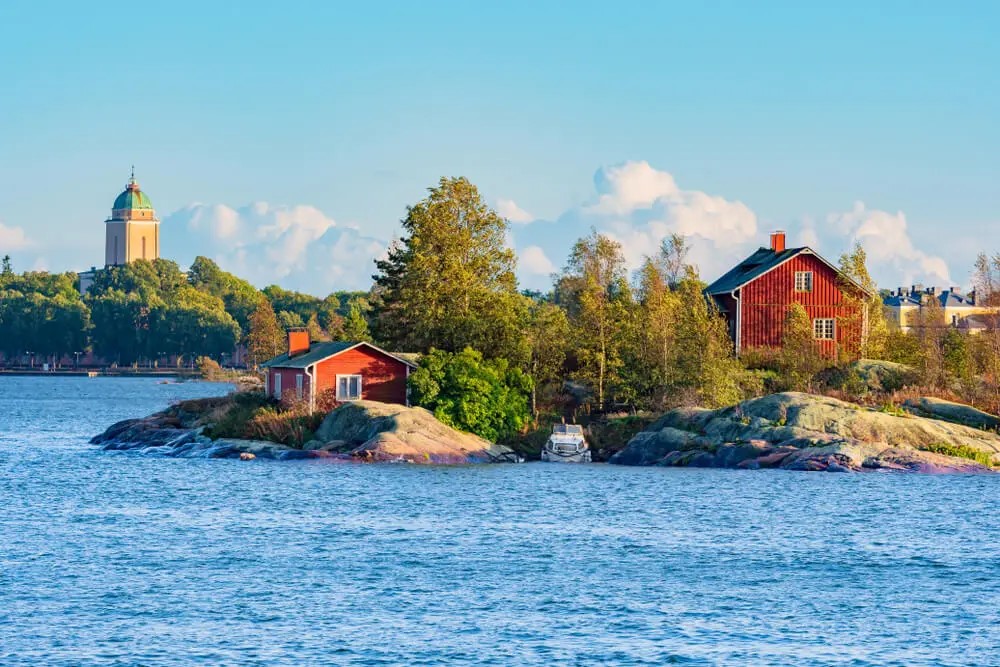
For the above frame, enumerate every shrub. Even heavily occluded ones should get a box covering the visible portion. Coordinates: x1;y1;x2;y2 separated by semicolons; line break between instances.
195;356;224;381
409;347;533;442
921;442;995;467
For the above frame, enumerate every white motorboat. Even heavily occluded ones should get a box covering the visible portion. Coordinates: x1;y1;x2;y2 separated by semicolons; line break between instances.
541;423;592;463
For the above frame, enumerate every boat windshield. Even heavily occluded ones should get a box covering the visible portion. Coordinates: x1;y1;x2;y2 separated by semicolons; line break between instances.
553;424;584;435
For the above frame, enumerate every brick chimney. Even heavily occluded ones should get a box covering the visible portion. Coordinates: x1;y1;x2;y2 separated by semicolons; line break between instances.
769;230;786;252
287;329;310;357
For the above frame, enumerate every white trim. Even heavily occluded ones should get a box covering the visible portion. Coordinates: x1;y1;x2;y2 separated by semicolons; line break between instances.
305;364;316;412
265;341;418;370
813;318;836;340
264;372;269;396
295;373;304;400
732;289;742;355
335;374;363;401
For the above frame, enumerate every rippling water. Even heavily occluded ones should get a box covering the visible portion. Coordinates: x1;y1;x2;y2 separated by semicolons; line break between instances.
1;376;998;666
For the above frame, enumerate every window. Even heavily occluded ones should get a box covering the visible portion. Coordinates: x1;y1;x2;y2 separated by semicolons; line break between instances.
273;373;282;399
336;374;362;401
142;236;147;260
295;374;304;399
795;271;813;292
813;318;835;340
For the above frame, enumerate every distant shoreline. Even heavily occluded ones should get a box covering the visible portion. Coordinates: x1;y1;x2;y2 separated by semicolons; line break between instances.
0;369;202;379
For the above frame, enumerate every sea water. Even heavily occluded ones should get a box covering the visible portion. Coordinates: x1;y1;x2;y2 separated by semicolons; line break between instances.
1;376;997;666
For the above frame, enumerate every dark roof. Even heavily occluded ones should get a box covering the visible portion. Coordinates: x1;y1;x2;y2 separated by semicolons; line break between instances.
883;288;977;309
705;247;806;295
705;245;871;296
261;341;418;369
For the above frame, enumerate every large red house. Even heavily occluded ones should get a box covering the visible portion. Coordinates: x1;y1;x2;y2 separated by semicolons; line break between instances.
261;332;417;409
705;231;870;357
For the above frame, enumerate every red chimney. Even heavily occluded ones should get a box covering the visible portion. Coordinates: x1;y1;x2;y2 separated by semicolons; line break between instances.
287;329;310;357
770;230;786;252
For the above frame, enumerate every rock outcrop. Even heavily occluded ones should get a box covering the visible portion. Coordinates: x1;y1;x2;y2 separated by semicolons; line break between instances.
91;399;518;464
609;392;1000;473
311;401;519;463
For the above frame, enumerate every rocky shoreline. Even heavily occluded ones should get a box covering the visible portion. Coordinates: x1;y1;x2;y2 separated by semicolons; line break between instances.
609;392;1000;473
92;400;520;464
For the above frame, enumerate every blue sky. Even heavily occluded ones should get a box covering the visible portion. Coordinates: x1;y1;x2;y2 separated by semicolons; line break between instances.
1;1;998;292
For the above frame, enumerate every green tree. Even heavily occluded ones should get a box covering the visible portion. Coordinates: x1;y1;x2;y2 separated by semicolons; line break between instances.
372;176;526;363
247;298;285;368
408;347;533;442
838;242;888;359
305;313;329;342
342;298;372;342
524;300;570;415
1;255;12;279
187;256;261;336
670;276;750;407
779;302;825;390
556;230;630;409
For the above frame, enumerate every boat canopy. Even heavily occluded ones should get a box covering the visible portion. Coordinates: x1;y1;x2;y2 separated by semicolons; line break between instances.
552;424;584;435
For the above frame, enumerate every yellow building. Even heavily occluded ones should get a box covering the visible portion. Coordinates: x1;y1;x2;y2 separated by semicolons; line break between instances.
104;170;160;266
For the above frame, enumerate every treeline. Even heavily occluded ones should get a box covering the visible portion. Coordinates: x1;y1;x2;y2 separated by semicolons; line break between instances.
0;255;369;366
365;177;1000;437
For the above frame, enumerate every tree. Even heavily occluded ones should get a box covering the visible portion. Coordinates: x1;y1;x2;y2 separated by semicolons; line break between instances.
247;298;284;368
914;292;947;387
838;242;888;359
524;300;570;415
187;256;261;336
408;348;533;442
371;176;526;363
1;255;12;279
656;233;693;289
779;302;825;390
342;299;372;342
670;276;751;407
556;230;630;409
305;313;329;342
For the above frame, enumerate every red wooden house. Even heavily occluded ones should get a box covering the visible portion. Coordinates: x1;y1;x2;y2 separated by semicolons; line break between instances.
705;231;870;357
261;331;417;408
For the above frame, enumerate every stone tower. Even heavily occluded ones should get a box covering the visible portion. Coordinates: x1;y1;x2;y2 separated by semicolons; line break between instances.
105;169;159;266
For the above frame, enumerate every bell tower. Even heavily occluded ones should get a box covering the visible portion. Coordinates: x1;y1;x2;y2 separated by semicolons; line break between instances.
105;168;160;266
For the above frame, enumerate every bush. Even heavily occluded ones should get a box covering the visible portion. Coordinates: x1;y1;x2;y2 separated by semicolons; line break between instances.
195;356;224;380
921;442;995;467
408;347;533;442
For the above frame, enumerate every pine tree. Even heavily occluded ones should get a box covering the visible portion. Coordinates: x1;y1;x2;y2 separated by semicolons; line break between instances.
247;298;284;368
342;299;372;342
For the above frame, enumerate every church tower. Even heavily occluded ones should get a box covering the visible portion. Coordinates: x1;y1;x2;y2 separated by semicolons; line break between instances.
105;169;159;266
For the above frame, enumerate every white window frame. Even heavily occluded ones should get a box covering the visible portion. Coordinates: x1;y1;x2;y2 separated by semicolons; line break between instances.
795;271;813;292
813;318;835;340
273;373;282;399
336;374;363;402
295;373;304;400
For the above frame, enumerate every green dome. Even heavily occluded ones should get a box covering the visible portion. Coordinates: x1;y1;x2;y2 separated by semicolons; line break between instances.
113;185;154;211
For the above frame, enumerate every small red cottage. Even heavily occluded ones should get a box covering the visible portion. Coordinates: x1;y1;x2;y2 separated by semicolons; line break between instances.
261;332;417;409
705;231;870;357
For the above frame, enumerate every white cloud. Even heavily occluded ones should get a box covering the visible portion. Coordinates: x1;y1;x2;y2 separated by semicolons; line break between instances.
162;202;386;293
520;245;556;275
0;222;32;251
496;198;535;223
824;201;950;286
509;161;758;288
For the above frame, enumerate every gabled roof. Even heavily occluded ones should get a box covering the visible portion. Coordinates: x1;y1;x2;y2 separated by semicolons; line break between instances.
705;246;871;296
705;247;803;295
261;341;418;370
